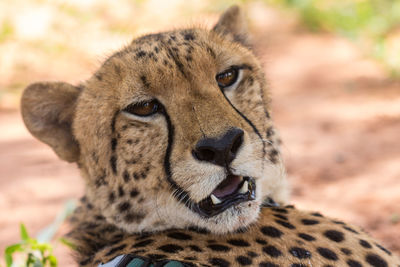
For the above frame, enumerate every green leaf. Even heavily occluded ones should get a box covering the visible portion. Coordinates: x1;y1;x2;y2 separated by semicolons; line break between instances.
5;253;13;267
47;255;58;267
20;224;30;241
5;243;23;254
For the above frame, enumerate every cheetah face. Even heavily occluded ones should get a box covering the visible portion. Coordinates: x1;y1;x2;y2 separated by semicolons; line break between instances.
21;6;288;234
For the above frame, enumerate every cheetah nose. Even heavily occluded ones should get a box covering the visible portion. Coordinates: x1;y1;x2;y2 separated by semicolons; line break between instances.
192;128;244;167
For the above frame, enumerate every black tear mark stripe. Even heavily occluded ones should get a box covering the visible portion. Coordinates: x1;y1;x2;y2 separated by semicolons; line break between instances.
160;104;192;208
110;111;120;174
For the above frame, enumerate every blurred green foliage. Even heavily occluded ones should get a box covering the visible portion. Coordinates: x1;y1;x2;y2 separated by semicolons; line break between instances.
267;0;400;77
4;224;57;267
3;201;76;267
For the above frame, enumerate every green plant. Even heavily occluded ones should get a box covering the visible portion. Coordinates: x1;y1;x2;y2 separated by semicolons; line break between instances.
4;224;57;267
266;0;400;77
3;201;76;267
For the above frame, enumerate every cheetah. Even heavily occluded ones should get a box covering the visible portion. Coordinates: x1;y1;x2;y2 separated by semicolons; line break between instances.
21;6;399;267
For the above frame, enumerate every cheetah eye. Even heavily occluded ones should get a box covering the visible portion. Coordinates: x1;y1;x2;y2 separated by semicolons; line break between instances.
123;100;161;117
216;67;239;89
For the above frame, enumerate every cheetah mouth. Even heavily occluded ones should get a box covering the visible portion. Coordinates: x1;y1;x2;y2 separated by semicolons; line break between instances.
193;176;256;218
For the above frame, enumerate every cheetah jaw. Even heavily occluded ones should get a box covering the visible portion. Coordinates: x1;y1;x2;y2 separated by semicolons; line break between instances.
194;176;256;218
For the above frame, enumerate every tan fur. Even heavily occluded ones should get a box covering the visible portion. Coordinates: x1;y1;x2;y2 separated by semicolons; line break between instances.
21;6;399;267
68;204;400;266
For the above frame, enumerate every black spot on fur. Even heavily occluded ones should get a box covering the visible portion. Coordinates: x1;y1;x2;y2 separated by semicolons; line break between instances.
360;239;372;248
167;232;192;240
122;170;130;183
118;201;131;212
291;264;307;267
140;75;150;89
189;245;202;252
105;244;126;256
79;257;92;266
272;208;288;214
273;214;288;221
114;64;121;77
207;244;231;252
147;254;166;260
227;239;250;247
133;239;154;248
158;244;183;253
263;246;282;257
129;189;139;198
259;262;278;267
154;46;160;53
95;173;107;188
136;51;146;59
375;243;392;255
343;226;359;234
317;247;338;261
324;230;345;242
247;251;258;258
110;156;117;174
275;219;295;229
183;31;195;41
289;247;312;259
301;219;319;225
187;226;210;234
209;258;230;267
266;127;274;138
111;138;117;152
118;185;124;197
311;212;324;217
298;233;316;241
341;248;352;255
108;192;115;203
236;256;252;265
333;220;345;225
248;76;254;86
255;238;267;245
365;253;388;267
261;226;283;238
347;259;362;267
185;55;193;62
95;72;103;81
206;46;216;59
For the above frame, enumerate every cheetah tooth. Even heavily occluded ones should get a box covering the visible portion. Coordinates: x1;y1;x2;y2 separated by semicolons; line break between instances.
210;194;222;205
239;180;248;194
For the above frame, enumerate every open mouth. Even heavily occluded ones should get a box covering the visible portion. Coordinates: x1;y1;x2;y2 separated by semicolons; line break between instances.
193;175;256;218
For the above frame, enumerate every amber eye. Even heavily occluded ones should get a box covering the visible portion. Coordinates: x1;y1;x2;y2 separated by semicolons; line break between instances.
124;100;160;116
216;68;239;88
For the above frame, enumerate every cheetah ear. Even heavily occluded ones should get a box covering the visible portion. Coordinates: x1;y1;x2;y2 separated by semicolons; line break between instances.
21;82;81;163
213;5;251;48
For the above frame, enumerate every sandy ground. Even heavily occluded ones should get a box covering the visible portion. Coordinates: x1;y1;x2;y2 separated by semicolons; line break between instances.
0;5;399;266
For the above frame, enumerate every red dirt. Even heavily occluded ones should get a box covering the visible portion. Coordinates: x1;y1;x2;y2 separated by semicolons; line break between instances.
1;6;399;266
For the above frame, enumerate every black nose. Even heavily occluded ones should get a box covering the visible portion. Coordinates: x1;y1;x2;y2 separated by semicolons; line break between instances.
193;128;244;167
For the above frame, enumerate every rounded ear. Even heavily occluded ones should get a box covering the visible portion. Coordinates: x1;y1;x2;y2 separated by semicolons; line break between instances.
21;82;81;162
212;5;251;48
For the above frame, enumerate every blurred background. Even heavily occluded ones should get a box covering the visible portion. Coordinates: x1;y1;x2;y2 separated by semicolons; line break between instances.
1;0;399;265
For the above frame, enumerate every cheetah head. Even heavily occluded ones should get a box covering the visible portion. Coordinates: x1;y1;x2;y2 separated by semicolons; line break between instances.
21;6;288;234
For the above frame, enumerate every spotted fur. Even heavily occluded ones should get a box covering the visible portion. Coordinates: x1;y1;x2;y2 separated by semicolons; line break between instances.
21;6;399;267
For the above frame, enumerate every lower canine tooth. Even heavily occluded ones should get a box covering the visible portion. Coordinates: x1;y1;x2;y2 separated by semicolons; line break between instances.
239;181;249;194
211;194;222;205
